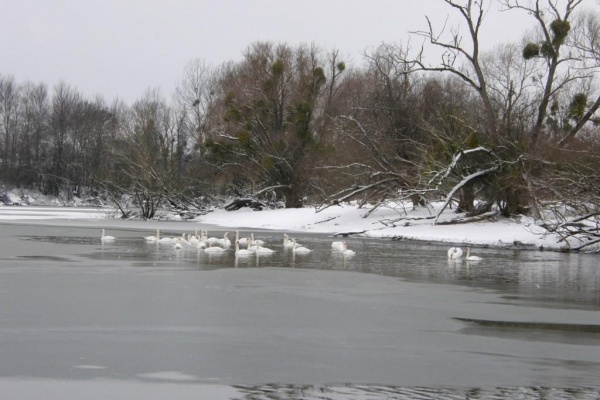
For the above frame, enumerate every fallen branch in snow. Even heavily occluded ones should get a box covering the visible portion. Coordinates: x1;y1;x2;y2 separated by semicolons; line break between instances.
224;197;269;211
571;238;600;253
311;216;339;225
333;230;367;237
433;166;499;225
378;215;436;227
428;146;498;188
435;210;498;225
540;211;600;252
316;178;397;213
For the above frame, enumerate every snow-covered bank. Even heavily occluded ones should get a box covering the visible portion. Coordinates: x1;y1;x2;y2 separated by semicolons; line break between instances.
0;206;112;220
0;188;584;252
194;202;560;251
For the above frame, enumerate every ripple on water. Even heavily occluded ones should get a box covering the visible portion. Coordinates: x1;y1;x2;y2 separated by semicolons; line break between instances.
233;384;600;399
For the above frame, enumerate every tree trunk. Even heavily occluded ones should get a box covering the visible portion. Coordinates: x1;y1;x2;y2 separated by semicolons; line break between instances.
457;186;475;213
501;186;528;217
282;186;303;208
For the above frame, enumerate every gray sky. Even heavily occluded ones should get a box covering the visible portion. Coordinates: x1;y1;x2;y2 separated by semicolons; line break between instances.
1;0;533;104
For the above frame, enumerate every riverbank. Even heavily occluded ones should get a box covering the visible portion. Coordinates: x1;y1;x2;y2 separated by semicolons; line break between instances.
0;188;577;252
193;202;560;251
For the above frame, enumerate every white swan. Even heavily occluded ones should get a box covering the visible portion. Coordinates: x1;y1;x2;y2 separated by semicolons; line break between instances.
235;240;253;256
196;230;208;248
207;232;231;248
292;239;311;254
159;235;175;244
283;234;296;249
205;231;220;245
219;232;232;248
447;247;463;259
188;234;199;246
250;233;265;246
237;231;251;247
465;247;482;261
158;232;182;245
331;240;345;251
179;233;190;246
204;242;227;254
254;243;275;254
174;238;183;250
144;229;160;242
101;229;115;242
341;241;355;256
248;234;265;251
181;233;197;246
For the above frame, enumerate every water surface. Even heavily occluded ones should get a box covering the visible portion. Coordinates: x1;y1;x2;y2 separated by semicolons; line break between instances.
0;216;599;399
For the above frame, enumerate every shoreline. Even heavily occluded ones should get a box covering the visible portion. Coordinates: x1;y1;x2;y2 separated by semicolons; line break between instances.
0;202;578;253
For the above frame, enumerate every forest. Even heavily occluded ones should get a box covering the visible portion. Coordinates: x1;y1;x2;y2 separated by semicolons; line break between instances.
1;0;599;249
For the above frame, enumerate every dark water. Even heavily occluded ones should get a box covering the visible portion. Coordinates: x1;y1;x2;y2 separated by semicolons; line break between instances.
0;221;599;399
17;225;599;308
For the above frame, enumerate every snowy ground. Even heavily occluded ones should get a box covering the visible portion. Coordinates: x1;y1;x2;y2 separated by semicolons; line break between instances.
193;202;559;251
0;187;567;251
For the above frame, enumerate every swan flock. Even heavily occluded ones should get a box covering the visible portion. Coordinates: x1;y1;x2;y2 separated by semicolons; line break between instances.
135;230;359;256
102;228;482;262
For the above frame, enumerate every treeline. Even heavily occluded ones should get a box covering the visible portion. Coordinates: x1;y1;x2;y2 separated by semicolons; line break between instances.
1;1;599;241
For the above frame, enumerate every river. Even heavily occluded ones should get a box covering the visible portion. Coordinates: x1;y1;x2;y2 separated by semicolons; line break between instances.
0;209;598;399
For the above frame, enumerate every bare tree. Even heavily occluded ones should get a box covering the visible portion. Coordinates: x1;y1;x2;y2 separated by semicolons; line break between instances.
175;58;220;147
104;89;207;218
405;1;515;214
559;8;600;144
318;43;430;211
480;42;539;141
0;75;21;182
400;0;595;219
500;0;586;143
527;8;600;252
46;82;82;196
69;97;114;195
412;0;498;133
18;82;50;187
109;90;173;218
202;42;342;208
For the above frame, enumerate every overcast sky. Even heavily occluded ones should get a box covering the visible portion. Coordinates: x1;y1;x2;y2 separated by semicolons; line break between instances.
2;0;536;104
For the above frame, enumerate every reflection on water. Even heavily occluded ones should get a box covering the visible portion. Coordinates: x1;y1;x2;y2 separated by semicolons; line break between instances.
24;235;99;245
232;384;600;400
455;317;600;346
23;229;600;308
0;381;598;400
